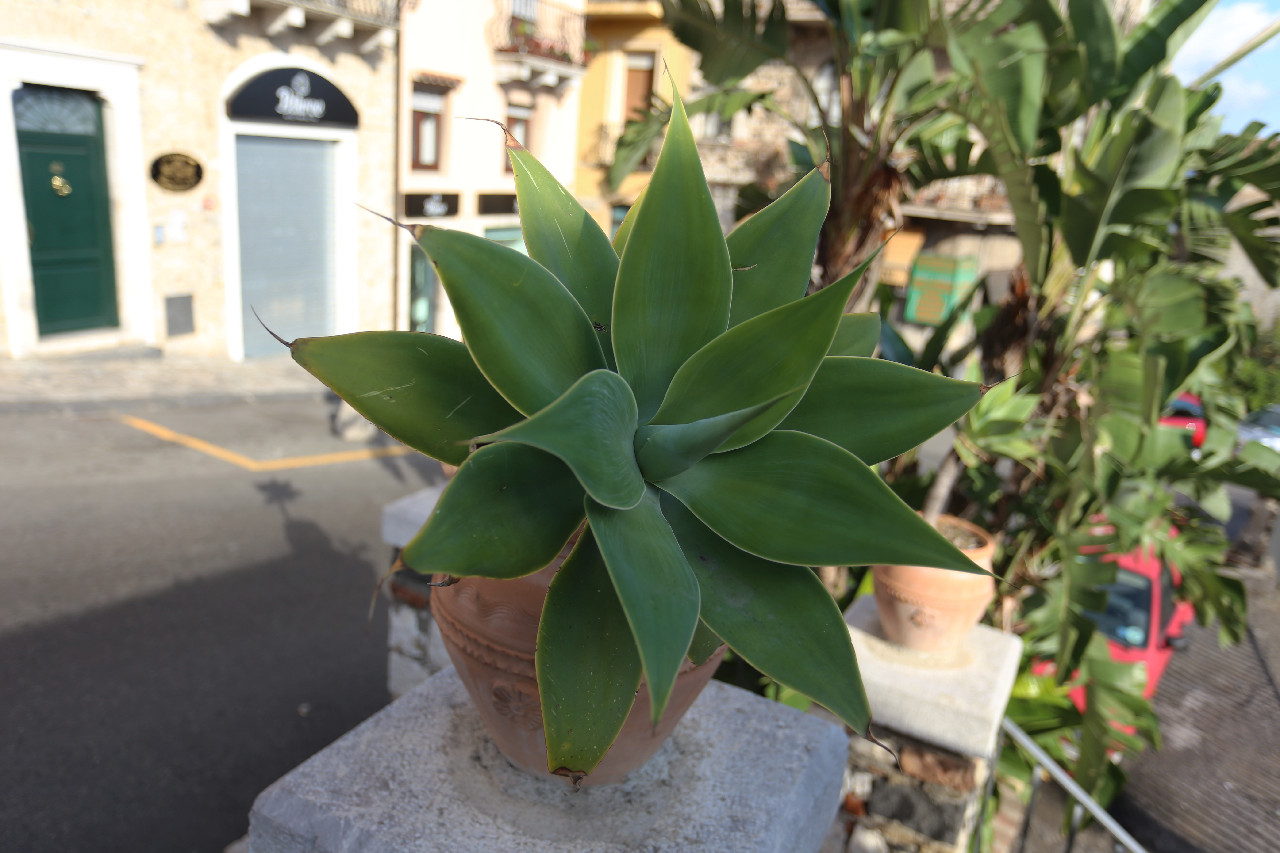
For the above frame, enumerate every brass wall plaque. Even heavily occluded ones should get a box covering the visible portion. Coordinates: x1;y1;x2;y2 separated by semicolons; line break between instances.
151;153;203;192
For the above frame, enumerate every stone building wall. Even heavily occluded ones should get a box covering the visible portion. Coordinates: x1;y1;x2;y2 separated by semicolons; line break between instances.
1;0;397;358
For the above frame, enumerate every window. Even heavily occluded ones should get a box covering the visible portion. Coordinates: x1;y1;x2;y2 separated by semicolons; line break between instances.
623;52;655;122
485;227;527;254
505;104;531;170
409;250;437;333
611;205;631;237
412;87;445;170
1088;571;1153;648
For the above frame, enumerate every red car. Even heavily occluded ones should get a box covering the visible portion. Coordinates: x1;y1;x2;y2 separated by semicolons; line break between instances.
1159;392;1207;450
1082;541;1195;700
1032;529;1195;705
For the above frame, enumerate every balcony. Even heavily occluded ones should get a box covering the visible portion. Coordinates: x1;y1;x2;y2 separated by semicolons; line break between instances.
201;0;401;53
584;0;663;18
490;0;586;90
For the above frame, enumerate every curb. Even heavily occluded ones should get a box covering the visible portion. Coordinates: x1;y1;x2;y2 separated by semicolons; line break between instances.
0;388;330;415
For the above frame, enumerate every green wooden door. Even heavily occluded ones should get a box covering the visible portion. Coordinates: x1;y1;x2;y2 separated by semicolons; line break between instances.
14;85;119;335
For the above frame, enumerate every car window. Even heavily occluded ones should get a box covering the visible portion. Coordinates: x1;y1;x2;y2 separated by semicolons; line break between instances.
1087;570;1152;648
1249;409;1280;429
1167;400;1202;418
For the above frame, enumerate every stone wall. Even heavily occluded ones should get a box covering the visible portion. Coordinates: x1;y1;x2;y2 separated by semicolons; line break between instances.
2;0;396;358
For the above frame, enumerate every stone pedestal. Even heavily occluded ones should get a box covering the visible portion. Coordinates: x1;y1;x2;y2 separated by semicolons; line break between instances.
821;596;1022;853
380;484;445;551
381;486;449;699
248;666;849;853
845;596;1021;758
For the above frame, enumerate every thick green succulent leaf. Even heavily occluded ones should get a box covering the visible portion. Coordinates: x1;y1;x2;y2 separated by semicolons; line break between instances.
537;529;642;777
586;488;701;725
779;357;982;464
634;394;791;482
829;313;881;357
417;227;606;415
475;370;644;510
290;331;520;466
612;87;732;422
687;619;723;666
726;168;830;326
401;443;584;579
508;144;618;367
663;497;871;734
659;430;985;573
612;186;645;255
650;258;866;451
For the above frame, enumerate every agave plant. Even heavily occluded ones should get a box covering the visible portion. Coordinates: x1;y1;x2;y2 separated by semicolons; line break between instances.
289;88;986;779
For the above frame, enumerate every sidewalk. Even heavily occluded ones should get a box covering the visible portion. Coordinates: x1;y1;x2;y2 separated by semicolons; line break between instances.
0;350;326;412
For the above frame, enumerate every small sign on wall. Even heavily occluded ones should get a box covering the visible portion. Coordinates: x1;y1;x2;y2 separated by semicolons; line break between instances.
151;153;203;192
403;193;460;219
478;193;519;215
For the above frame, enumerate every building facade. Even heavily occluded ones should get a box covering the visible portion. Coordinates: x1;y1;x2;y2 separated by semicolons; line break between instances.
0;0;399;360
398;0;587;339
575;1;693;236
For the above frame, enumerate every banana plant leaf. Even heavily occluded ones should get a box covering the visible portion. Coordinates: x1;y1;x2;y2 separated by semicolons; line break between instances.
726;168;830;326
1114;0;1215;98
417;227;606;416
586;488;701;725
475;370;643;510
660;0;789;87
400;442;584;579
1067;0;1119;106
948;22;1048;280
290;331;520;466
612;86;732;422
658;430;985;572
537;529;643;777
664;497;873;735
779;357;981;465
508;144;619;368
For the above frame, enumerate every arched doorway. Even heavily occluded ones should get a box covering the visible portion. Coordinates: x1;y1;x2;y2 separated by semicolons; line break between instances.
222;61;359;360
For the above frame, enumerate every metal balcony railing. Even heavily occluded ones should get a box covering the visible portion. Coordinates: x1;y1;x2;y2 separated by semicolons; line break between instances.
977;718;1149;853
490;0;585;66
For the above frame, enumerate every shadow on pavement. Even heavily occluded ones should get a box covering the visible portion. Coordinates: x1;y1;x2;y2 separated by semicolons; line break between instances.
0;493;391;853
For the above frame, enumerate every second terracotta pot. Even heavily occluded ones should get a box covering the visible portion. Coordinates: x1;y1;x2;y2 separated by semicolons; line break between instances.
872;514;995;653
430;546;724;786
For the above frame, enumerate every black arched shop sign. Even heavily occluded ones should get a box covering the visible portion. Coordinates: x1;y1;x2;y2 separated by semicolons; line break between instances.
227;68;358;128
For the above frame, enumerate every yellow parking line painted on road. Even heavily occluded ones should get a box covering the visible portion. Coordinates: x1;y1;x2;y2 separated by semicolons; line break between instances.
118;414;414;472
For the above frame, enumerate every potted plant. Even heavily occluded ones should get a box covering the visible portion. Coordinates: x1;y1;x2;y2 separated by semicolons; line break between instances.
287;88;988;786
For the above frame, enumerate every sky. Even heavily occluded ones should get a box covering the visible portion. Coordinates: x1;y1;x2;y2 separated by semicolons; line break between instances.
1170;0;1280;136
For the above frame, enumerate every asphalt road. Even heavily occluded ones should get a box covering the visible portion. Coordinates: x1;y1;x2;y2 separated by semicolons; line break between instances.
0;398;444;852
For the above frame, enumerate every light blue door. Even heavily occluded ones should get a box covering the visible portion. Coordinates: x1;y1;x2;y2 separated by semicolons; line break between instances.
236;135;336;358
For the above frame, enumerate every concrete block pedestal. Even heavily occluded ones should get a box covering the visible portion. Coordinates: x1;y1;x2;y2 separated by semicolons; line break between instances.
248;666;850;853
822;597;1022;853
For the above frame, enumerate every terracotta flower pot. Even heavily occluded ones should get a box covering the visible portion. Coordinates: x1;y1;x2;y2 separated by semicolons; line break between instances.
872;514;995;653
430;542;724;786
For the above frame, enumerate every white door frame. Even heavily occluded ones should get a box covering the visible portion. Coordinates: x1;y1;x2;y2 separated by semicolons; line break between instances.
220;54;358;361
0;38;152;357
